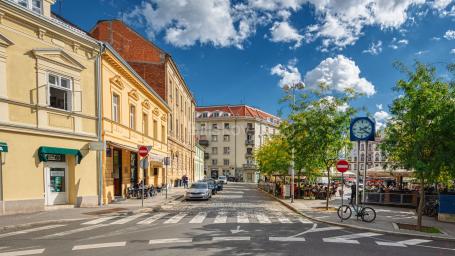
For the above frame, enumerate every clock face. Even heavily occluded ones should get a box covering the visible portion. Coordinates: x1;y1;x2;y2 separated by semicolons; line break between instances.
352;119;373;139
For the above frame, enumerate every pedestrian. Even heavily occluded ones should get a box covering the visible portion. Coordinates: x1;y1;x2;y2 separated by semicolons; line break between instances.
350;183;357;205
183;175;188;188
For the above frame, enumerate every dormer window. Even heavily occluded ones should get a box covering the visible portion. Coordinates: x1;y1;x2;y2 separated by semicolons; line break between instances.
11;0;42;14
213;112;220;117
202;112;208;118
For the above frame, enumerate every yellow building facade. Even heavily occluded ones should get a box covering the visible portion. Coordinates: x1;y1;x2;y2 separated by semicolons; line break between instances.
101;45;170;203
0;0;100;214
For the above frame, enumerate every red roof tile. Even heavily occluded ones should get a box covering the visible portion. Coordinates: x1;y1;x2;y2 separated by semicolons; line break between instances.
196;105;279;120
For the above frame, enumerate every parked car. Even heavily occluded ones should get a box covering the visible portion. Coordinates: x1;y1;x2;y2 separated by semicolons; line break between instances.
185;182;211;200
218;175;227;184
206;179;217;195
216;180;223;191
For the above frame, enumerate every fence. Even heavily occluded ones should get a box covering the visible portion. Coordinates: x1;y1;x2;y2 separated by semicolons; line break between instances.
365;192;438;208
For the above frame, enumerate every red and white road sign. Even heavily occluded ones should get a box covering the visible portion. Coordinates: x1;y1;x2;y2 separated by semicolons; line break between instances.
138;146;149;158
336;159;349;173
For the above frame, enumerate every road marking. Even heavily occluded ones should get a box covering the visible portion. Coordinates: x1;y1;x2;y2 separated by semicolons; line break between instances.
212;236;250;241
82;216;117;225
72;242;126;250
0;249;45;256
189;212;207;224
0;225;65;238
277;216;292;223
149;238;192;245
164;213;187;224
256;213;271;223
237;212;249;223
111;213;149;225
218;195;243;199
214;213;227;223
222;191;244;194
298;218;313;224
39;224;106;238
137;213;169;224
323;232;382;244
269;237;306;242
376;239;432;247
230;226;245;234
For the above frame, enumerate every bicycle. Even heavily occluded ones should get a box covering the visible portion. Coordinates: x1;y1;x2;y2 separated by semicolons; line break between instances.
337;203;376;223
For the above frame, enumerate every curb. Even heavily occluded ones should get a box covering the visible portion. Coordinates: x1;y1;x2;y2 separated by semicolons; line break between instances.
258;188;455;242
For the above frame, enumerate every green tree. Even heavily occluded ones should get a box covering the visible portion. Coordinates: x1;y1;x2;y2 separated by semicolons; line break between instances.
255;135;291;177
381;62;455;230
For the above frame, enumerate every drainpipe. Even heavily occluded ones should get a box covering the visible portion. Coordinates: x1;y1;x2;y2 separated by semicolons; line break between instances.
96;43;106;206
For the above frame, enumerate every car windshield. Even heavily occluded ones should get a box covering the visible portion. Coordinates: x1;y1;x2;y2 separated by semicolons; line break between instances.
191;183;208;189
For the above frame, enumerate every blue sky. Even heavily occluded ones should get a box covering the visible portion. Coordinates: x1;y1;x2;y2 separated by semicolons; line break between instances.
53;0;455;126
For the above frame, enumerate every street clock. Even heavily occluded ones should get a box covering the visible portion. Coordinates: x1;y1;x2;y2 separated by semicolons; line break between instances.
350;117;375;141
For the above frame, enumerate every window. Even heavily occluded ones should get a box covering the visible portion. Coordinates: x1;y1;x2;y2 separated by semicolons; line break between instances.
223;135;230;142
161;125;166;142
202;112;208;118
211;147;218;154
360;164;364;170
223;147;230;154
48;73;72;111
212;123;218;129
353;164;357;170
213;112;220;117
169;114;173;132
143;113;148;136
211;159;217;165
247;148;253;154
200;123;206;130
129;105;136;129
112;94;119;122
360;143;364;151
368;144;372;151
175;89;179;106
375;153;380;162
153;120;158;139
360;154;364;161
13;0;42;13
212;135;218;142
224;123;230;129
176;119;179;137
223;159;229;166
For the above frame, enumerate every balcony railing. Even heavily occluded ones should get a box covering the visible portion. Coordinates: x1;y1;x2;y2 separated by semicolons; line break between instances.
245;140;254;145
245;127;255;134
245;152;253;157
199;139;209;146
243;163;257;169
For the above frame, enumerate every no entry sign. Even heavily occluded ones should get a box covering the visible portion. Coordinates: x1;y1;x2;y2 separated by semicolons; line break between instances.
138;146;149;157
336;159;349;173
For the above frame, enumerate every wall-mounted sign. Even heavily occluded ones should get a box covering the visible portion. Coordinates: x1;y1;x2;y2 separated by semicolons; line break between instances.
46;154;65;162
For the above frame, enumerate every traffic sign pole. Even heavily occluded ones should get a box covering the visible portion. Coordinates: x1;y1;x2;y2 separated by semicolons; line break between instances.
336;159;350;222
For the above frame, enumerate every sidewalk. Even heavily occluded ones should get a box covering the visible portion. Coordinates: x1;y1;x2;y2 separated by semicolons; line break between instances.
260;188;455;240
0;187;186;230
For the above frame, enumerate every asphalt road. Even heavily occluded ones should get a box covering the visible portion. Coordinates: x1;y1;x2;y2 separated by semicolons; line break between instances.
0;183;454;256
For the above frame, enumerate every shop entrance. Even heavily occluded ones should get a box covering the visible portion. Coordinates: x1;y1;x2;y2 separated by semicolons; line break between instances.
113;149;122;197
44;159;68;205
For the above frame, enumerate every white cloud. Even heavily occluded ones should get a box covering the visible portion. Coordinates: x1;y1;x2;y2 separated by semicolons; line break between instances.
389;37;409;49
444;30;455;40
304;55;376;96
432;0;453;10
248;0;305;11
451;49;455;54
270;59;302;87
374;110;391;130
269;21;303;48
376;104;383;110
415;50;429;55
363;41;383;55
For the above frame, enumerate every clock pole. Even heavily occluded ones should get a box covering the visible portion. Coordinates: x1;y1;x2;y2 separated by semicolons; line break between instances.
356;141;360;207
363;140;368;204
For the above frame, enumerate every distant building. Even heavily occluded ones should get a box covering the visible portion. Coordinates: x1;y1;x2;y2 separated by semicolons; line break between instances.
347;136;387;173
196;105;280;183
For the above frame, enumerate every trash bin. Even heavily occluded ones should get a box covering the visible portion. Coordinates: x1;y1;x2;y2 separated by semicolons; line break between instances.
439;194;455;223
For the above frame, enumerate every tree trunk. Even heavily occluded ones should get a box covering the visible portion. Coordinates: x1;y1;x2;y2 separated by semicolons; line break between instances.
326;166;330;210
297;170;301;199
417;177;425;231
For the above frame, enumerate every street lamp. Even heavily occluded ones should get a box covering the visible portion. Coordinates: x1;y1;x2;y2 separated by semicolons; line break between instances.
285;81;304;203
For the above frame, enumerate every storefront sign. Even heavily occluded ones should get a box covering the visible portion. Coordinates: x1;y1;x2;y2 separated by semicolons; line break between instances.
50;170;65;177
46;154;65;162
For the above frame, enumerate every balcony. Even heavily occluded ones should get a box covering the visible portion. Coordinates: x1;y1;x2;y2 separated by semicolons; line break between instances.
204;153;210;160
245;140;254;146
245;152;254;157
199;139;209;146
243;163;257;169
245;127;255;134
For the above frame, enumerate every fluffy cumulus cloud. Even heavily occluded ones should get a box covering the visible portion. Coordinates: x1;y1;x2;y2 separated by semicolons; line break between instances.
444;30;455;40
304;55;376;96
389;37;409;49
374;110;391;130
432;0;453;10
269;21;303;48
451;49;455;54
363;40;383;55
270;59;302;87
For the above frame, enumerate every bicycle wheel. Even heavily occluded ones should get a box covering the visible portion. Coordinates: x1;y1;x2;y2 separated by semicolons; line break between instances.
361;207;376;223
337;205;352;220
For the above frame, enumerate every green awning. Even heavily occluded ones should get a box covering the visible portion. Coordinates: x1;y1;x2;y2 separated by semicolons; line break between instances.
0;142;7;153
38;146;83;164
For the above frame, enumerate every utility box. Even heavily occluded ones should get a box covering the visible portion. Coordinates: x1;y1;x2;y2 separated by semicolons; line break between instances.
439;194;455;223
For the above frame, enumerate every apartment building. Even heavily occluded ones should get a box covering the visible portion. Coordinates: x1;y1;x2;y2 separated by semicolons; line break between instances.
0;0;100;213
347;136;387;173
196;105;280;183
91;20;196;186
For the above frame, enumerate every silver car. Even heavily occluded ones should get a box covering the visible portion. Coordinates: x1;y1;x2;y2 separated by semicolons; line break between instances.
185;182;211;200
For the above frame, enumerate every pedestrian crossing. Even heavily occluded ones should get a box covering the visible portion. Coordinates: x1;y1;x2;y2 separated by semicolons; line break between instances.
79;211;312;226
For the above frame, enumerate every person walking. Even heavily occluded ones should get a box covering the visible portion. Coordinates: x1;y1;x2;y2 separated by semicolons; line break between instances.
350;183;357;205
182;175;188;188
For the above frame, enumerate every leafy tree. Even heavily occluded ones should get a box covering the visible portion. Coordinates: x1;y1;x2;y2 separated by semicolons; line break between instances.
255;135;291;177
381;62;455;230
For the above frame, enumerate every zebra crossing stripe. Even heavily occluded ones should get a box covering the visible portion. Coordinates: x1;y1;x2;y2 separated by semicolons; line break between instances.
256;214;271;223
189;212;207;224
237;212;249;223
39;224;106;238
149;238;192;245
0;225;65;238
214;213;227;223
269;237;306;242
376;239;432;247
213;236;250;241
164;213;187;224
82;216;117;225
0;249;45;256
278;216;292;223
137;213;169;224
72;241;126;251
111;213;149;225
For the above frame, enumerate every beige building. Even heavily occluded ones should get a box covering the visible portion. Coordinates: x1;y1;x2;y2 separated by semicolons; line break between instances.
0;0;100;214
194;144;205;182
100;44;170;203
196;105;280;183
